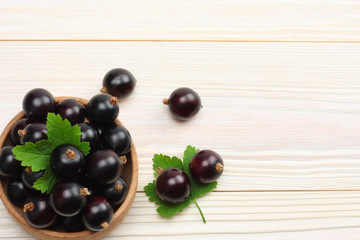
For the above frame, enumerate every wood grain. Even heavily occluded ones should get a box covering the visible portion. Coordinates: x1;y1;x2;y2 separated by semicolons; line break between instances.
0;192;359;239
0;0;359;41
0;42;359;191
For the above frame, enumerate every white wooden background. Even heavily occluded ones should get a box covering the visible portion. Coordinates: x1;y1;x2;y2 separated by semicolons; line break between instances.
0;1;360;239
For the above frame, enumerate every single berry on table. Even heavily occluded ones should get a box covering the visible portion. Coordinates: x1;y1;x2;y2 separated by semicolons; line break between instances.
22;88;55;122
83;196;114;231
155;168;190;203
49;180;90;217
86;93;119;127
100;125;132;156
101;68;137;100
0;146;22;178
23;193;57;229
78;123;101;151
56;98;86;125
7;179;30;207
98;177;128;205
50;144;84;178
10;118;31;145
21;167;44;190
189;150;224;183
163;87;201;120
18;123;47;145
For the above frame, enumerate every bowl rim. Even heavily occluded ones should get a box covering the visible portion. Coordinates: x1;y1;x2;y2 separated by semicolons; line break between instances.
0;96;138;240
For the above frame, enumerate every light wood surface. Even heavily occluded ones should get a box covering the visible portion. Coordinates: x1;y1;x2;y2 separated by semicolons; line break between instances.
0;1;359;239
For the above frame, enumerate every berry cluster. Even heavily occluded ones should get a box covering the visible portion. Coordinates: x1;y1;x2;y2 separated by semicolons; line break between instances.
1;88;132;232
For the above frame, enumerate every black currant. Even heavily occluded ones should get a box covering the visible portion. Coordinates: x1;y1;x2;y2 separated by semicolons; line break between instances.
56;98;86;125
163;87;201;120
10;118;31;145
7;179;30;207
61;213;86;232
189;150;224;183
83;196;113;231
49;180;90;217
19;123;47;145
50;144;84;178
23;193;57;229
22;88;55;122
86;93;119;127
155;168;190;203
101;68;136;100
78;123;100;151
0;146;22;178
100;125;132;156
21;167;44;190
98;177;128;205
85;150;123;185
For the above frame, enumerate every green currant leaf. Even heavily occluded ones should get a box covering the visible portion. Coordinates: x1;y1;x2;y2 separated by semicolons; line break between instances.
33;166;59;194
152;154;183;178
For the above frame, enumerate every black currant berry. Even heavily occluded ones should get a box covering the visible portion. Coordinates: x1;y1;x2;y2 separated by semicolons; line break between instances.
62;213;86;232
23;193;57;229
189;150;224;183
83;196;113;231
50;180;90;217
0;146;22;178
79;123;100;151
85;150;123;185
56;98;86;125
100;125;132;156
155;168;190;203
22;88;55;122
86;93;119;127
21;167;44;190
98;177;128;205
163;87;201;120
50;144;84;178
10;118;31;145
7;179;30;207
19;123;47;145
101;68;136;100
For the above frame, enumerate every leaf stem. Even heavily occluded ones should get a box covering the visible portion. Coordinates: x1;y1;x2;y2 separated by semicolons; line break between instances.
193;200;206;224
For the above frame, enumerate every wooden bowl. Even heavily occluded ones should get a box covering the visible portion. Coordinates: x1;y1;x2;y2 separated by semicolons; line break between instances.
0;97;138;240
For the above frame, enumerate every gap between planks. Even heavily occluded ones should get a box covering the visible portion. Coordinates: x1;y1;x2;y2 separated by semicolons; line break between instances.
136;190;360;193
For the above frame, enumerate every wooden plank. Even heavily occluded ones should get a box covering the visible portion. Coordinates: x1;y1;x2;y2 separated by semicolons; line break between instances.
0;42;360;191
0;191;359;239
0;0;359;41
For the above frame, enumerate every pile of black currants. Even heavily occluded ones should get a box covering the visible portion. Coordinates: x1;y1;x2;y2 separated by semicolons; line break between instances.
0;88;133;232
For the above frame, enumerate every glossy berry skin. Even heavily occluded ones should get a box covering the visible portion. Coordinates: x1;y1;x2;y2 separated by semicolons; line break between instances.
7;179;30;207
83;196;113;231
98;177;128;205
62;213;86;232
189;150;224;183
21;167;44;190
50;180;89;217
56;98;86;125
10;118;31;145
0;146;22;178
22;88;55;122
19;123;47;145
100;125;132;156
79;123;100;151
155;168;190;203
85;150;123;185
50;144;84;178
101;68;136;100
164;87;201;120
86;93;119;127
23;193;57;229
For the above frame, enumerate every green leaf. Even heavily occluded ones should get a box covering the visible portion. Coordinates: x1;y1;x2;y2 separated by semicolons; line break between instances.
152;154;183;177
144;181;191;217
33;166;59;194
12;140;53;171
46;113;90;156
183;145;217;199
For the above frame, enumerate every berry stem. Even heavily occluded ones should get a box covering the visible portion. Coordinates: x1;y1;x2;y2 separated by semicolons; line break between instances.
163;98;169;105
193;199;206;224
